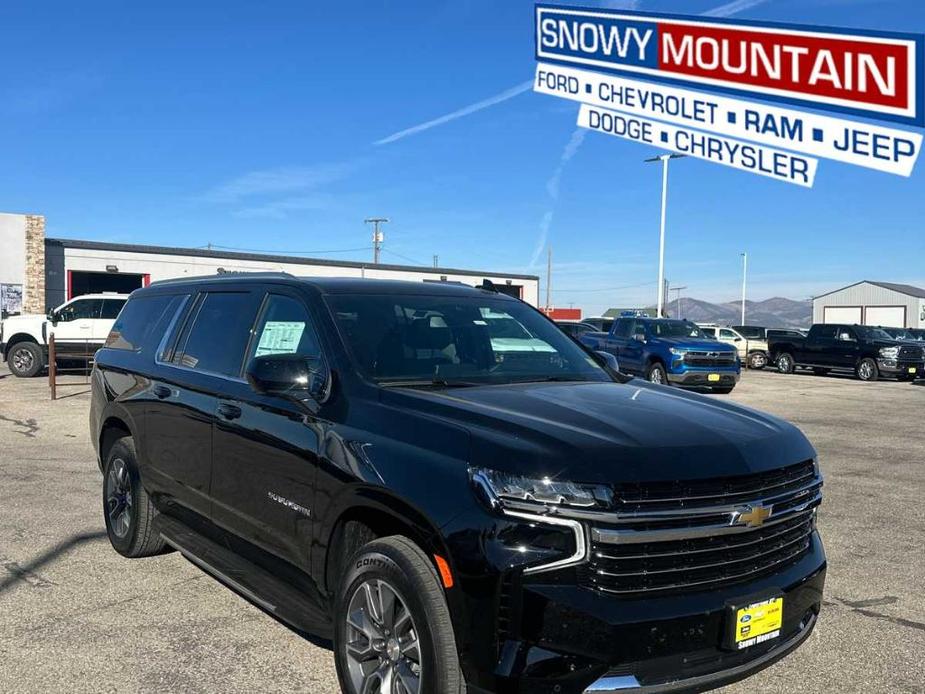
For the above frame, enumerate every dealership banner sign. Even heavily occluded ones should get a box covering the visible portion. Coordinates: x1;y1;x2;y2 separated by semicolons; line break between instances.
536;64;922;176
534;4;925;185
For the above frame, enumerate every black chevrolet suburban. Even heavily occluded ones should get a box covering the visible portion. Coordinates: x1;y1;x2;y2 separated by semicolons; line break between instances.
91;274;825;694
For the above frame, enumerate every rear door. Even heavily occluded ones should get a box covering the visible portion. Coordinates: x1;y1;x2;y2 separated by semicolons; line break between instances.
143;288;262;519
209;289;328;567
804;325;836;365
97;298;127;341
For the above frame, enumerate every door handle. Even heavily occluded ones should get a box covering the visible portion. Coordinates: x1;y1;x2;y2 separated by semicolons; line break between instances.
217;403;242;421
152;385;171;399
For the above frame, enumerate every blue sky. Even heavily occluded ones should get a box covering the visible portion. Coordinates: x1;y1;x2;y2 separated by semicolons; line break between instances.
1;0;923;314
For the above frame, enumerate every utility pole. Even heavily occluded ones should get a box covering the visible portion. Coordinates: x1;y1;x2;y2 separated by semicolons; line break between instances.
670;285;687;319
644;153;686;319
365;217;389;264
432;255;439;268
740;252;748;325
546;246;552;312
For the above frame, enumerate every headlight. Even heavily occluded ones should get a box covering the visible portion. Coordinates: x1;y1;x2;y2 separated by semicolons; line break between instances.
471;467;612;510
879;346;900;359
669;347;687;357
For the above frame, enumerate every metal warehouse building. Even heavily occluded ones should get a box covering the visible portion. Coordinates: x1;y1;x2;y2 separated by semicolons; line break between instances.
0;213;539;315
813;281;925;328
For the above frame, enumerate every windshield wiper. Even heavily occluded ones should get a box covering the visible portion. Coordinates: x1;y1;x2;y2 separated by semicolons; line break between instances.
511;376;593;384
379;378;480;389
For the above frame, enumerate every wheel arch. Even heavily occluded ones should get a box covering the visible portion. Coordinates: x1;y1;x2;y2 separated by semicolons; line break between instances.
97;412;138;472
320;488;452;597
3;333;40;359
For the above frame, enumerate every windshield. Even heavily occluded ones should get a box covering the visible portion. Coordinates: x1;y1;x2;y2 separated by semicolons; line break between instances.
646;320;705;338
855;326;895;341
326;294;613;386
884;328;912;339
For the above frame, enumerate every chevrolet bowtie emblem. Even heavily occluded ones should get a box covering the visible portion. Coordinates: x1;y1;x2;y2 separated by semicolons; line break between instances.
737;504;772;528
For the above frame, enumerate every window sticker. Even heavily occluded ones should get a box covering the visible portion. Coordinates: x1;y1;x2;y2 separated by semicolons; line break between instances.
255;321;306;357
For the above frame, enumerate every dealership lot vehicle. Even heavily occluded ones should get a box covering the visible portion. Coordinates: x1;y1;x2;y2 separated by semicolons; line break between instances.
0;293;127;377
582;316;741;391
3;367;925;693
700;324;770;369
770;323;924;381
84;274;827;694
555;320;597;340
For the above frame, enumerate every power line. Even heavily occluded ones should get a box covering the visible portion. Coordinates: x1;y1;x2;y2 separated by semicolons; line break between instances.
552;280;658;293
200;243;371;255
381;248;429;266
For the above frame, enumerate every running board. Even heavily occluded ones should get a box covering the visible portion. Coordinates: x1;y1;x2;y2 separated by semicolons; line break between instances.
157;515;333;640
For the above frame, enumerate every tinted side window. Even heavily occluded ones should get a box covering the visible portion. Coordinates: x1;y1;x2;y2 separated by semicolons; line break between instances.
58;298;103;321
176;292;259;376
246;294;321;362
612;319;633;338
101;299;126;319
106;294;187;351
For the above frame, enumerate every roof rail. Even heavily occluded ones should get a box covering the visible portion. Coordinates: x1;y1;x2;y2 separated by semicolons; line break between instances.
149;271;295;286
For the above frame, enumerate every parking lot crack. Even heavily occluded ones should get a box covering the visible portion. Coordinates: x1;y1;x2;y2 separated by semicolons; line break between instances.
0;554;55;589
827;595;925;633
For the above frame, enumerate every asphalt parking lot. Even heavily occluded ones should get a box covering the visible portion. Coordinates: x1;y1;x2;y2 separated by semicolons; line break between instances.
0;365;922;693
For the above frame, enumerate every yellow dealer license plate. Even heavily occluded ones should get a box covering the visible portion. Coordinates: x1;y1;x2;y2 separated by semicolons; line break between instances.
729;597;783;650
909;367;918;374
708;373;721;382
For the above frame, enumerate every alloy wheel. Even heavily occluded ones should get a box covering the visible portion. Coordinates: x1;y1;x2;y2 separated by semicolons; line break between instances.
105;458;133;538
344;578;422;694
649;367;664;384
11;347;34;373
858;361;874;380
778;356;792;373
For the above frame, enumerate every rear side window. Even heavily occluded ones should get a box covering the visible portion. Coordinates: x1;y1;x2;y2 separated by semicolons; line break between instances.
176;292;260;377
101;299;126;319
106;294;187;352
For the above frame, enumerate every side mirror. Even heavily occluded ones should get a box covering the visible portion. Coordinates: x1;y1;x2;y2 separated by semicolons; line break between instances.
246;354;329;403
47;310;58;326
734;337;742;342
633;332;646;342
595;351;620;372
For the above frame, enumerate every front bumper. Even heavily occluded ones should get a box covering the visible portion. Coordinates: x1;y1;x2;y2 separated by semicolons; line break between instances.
666;370;740;387
584;611;816;692
463;533;825;694
0;341;5;361
877;359;924;377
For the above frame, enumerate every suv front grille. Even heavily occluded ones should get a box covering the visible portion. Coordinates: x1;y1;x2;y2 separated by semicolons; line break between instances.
684;351;737;367
898;345;924;360
579;460;821;596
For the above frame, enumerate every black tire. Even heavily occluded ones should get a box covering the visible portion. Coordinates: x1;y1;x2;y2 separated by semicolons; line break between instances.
335;536;463;694
7;341;44;378
747;351;767;370
102;438;167;558
646;362;668;385
712;387;735;394
856;358;879;382
812;367;830;376
776;353;795;374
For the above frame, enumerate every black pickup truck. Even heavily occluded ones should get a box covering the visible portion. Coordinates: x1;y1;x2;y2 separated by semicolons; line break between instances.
769;323;925;381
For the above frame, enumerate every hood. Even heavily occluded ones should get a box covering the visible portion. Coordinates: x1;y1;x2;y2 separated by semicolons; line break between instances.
381;381;814;484
1;313;46;328
657;336;737;352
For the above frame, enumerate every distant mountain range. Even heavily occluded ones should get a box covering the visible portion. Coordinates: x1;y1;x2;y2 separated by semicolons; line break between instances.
665;297;812;328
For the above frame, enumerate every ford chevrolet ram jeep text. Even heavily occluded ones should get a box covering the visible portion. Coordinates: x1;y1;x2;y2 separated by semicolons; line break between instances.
91;274;825;694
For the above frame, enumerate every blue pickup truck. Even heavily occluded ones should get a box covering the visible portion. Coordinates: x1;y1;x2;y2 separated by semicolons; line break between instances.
580;316;741;393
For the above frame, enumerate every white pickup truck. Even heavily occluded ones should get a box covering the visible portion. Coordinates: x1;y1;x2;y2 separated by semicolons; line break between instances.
0;294;128;377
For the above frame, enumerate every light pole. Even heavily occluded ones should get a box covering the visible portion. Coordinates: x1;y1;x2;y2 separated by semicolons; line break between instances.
644;153;686;317
740;252;748;325
365;217;389;264
670;285;687;319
